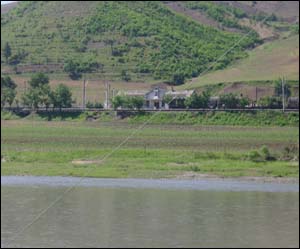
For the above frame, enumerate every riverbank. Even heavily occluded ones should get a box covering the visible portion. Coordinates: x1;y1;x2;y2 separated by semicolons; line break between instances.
1;120;299;179
1;110;299;127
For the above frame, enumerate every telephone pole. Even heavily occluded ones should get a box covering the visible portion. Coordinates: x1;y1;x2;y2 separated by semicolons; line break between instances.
82;78;86;109
281;76;285;113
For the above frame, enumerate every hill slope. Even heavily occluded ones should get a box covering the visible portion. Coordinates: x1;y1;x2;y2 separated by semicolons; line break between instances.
1;1;259;83
181;34;299;90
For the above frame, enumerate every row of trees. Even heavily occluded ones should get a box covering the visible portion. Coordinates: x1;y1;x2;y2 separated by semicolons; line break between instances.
112;95;144;110
184;92;250;109
1;73;73;110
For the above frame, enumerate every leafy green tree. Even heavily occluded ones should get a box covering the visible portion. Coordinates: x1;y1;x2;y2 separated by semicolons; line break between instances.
112;95;125;109
63;59;82;80
51;84;73;110
184;91;210;108
239;97;250;108
258;96;282;108
171;73;185;85
28;72;49;88
121;70;131;82
1;76;17;108
3;42;11;63
126;96;144;110
22;73;51;110
219;93;240;108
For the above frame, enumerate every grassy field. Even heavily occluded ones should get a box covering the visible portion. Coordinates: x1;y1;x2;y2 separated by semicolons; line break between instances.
181;35;299;90
1;120;299;178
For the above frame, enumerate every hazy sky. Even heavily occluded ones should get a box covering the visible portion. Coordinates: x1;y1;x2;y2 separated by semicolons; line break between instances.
1;1;16;5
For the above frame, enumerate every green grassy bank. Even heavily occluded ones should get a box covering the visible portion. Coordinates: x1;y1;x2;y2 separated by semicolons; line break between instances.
1;110;299;127
1;120;299;178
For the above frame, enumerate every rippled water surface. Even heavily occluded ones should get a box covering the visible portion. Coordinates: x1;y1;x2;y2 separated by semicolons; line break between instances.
1;176;299;248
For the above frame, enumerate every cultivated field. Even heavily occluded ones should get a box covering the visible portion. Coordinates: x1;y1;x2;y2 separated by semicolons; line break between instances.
1;120;299;178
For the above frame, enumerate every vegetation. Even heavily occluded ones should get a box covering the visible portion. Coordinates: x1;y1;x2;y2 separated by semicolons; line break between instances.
184;91;210;108
219;93;250;108
258;96;282;109
3;42;11;63
1;76;17;108
112;95;144;110
128;111;299;127
51;84;73;110
20;72;73;110
2;110;298;127
1;120;298;178
183;35;299;89
184;1;248;31
1;1;260;83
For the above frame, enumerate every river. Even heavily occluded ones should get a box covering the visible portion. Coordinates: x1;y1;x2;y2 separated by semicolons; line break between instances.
1;176;299;248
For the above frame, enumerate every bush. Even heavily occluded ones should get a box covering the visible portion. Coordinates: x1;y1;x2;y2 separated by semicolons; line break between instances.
247;146;276;162
248;150;263;162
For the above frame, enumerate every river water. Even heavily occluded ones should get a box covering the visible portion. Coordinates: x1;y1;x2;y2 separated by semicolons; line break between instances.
1;176;299;248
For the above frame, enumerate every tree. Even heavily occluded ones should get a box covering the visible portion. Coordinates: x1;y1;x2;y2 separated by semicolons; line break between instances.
127;96;144;110
239;96;250;108
1;76;17;108
28;72;49;88
184;91;210;108
258;96;282;108
274;79;291;98
171;73;185;85
219;93;240;108
3;42;11;64
51;84;73;110
104;38;115;55
63;59;82;80
112;95;125;109
22;73;51;110
121;70;131;82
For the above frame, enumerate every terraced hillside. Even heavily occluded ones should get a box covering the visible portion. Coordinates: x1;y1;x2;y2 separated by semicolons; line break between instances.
1;1;299;104
1;1;260;83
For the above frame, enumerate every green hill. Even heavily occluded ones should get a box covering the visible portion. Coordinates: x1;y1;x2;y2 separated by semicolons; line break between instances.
1;1;260;83
181;34;299;90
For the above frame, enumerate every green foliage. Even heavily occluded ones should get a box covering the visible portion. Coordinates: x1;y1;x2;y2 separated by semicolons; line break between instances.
1;1;259;81
86;101;103;109
28;72;49;88
121;70;131;82
51;84;73;109
258;96;282;108
63;58;101;80
1;76;17;108
8;49;28;65
63;59;82;80
3;42;11;63
274;79;291;98
184;1;249;31
129;111;299;127
170;73;185;85
22;84;52;109
112;95;144;110
247;146;276;162
219;93;240;108
184;91;210;108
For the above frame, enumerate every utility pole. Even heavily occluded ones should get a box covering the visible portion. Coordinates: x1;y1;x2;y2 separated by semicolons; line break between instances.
281;76;285;113
24;81;27;95
82;78;86;109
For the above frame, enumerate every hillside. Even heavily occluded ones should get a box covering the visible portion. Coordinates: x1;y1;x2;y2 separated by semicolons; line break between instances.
0;1;19;14
181;34;299;90
1;1;298;105
1;1;260;83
